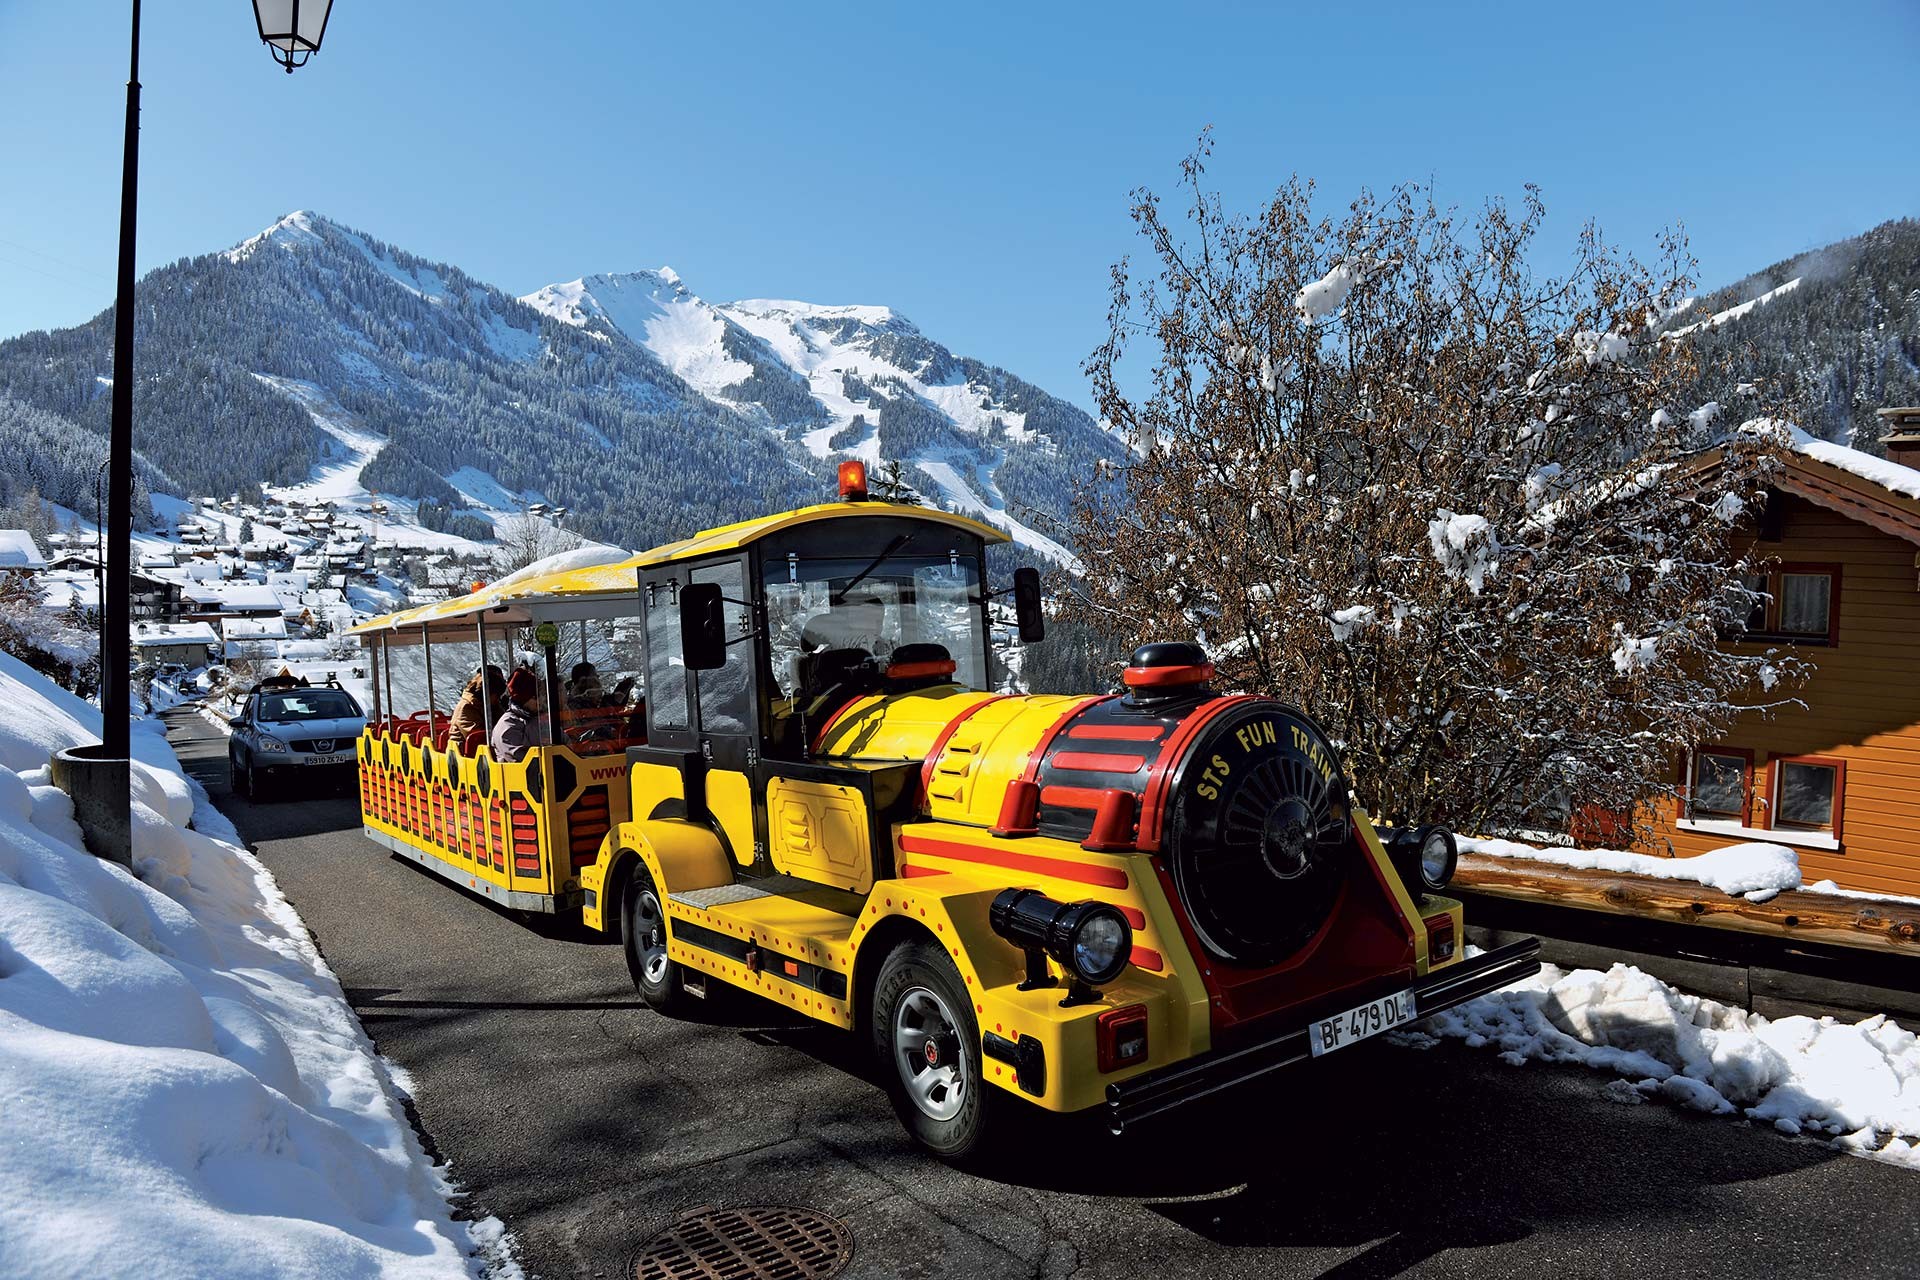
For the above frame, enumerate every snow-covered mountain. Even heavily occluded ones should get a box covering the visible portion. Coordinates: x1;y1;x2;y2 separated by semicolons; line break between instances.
0;212;1118;566
1664;218;1920;449
522;270;1112;562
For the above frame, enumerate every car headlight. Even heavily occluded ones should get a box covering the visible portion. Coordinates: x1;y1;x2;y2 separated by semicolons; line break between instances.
257;734;289;753
989;888;1133;986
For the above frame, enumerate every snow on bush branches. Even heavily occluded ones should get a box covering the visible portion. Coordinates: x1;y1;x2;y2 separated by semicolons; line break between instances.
1069;133;1801;833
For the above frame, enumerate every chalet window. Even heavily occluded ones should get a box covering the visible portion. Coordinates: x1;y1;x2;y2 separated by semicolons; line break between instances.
1737;564;1839;646
1771;755;1844;838
1776;573;1831;638
1688;748;1751;822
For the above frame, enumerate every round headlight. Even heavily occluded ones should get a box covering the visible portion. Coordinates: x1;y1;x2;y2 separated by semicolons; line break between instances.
1415;825;1457;891
1067;907;1132;985
989;889;1134;987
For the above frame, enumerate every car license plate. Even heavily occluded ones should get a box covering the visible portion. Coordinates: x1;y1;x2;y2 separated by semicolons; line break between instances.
306;754;350;766
1309;989;1417;1057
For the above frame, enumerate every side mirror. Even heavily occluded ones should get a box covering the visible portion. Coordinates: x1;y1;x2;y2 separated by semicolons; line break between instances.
1012;567;1045;643
680;581;727;671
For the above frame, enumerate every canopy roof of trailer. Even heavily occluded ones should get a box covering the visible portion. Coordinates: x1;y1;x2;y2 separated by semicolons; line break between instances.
349;501;1010;638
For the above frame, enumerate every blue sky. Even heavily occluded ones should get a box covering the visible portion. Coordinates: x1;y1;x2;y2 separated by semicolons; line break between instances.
1;1;1915;410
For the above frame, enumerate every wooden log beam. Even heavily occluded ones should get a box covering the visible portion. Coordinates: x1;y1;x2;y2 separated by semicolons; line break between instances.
1455;854;1920;955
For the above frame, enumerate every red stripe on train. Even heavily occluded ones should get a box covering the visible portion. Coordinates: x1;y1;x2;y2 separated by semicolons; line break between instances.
897;834;1129;889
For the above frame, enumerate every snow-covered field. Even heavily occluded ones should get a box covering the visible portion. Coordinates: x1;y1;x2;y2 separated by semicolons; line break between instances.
0;653;518;1278
1408;955;1919;1172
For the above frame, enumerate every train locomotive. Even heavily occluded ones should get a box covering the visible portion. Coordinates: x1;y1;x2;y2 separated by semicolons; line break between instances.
351;462;1540;1157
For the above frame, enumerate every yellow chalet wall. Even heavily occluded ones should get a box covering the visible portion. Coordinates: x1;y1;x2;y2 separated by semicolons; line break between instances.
1645;483;1920;899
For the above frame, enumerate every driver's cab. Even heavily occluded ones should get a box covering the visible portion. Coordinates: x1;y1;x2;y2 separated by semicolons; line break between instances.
627;506;1005;894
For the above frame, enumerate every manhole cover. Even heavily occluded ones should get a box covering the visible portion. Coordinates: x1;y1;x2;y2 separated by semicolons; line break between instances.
631;1205;853;1280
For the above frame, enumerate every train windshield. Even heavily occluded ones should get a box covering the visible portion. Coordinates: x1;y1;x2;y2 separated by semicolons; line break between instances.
764;553;988;696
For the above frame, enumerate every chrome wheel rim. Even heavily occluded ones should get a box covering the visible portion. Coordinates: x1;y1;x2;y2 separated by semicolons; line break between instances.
892;985;967;1121
634;888;669;985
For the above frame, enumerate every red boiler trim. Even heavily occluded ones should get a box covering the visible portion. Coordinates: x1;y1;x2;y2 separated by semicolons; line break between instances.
897;834;1129;889
811;695;875;756
1122;662;1216;688
1038;783;1112;811
1067;723;1167;742
1135;694;1261;852
918;694;1008;804
1018;695;1112;784
1051;750;1150;774
887;659;957;681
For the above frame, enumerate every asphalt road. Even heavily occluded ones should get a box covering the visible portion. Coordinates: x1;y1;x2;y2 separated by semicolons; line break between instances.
163;711;1920;1280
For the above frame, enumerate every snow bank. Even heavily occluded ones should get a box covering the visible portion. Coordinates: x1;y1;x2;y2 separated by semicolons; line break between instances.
0;653;514;1278
1461;834;1803;902
1405;958;1919;1170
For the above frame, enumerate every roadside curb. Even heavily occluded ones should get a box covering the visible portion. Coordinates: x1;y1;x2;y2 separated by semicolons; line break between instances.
1464;891;1920;1025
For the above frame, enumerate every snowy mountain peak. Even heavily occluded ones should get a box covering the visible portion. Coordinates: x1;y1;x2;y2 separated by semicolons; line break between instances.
520;268;692;331
225;210;328;263
727;297;909;334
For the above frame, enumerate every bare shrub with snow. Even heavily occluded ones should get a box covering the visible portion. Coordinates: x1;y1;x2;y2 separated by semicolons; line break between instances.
1070;132;1802;834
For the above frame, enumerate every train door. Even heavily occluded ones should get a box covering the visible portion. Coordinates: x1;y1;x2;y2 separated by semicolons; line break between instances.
687;558;759;871
638;563;759;870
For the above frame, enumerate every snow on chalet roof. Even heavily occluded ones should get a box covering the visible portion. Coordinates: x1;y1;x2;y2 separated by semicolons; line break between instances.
220;616;289;641
184;582;283;612
1741;418;1920;504
132;621;219;647
0;529;48;570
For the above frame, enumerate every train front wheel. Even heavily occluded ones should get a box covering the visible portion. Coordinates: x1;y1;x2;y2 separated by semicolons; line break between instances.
870;940;995;1162
623;870;690;1015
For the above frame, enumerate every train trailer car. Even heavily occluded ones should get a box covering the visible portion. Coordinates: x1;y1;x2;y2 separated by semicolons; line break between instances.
350;462;1540;1159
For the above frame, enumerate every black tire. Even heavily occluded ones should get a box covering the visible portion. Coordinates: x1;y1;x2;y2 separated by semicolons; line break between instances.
871;939;993;1162
247;757;269;803
231;747;251;799
623;868;690;1014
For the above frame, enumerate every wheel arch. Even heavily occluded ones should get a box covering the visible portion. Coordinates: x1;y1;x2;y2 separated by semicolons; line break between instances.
601;846;643;941
852;914;944;1029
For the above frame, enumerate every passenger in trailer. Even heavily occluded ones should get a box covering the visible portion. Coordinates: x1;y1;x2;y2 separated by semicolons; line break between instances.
448;665;506;752
489;667;543;763
560;660;641;749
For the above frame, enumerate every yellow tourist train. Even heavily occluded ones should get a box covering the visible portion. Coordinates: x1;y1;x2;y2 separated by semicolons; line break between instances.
349;462;1539;1157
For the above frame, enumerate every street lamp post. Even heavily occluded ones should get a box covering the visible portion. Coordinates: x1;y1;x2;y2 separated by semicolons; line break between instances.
53;0;150;863
58;1;336;863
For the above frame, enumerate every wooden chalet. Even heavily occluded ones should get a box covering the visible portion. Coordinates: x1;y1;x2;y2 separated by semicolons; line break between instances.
1648;408;1920;899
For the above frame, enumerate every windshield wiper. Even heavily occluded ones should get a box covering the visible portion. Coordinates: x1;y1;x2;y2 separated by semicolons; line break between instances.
834;532;914;604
